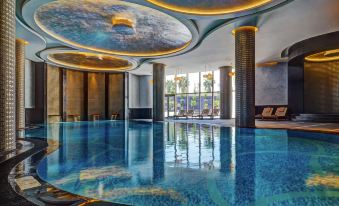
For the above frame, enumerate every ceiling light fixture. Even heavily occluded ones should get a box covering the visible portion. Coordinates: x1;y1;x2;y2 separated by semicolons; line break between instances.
305;49;339;62
111;13;136;35
146;0;272;16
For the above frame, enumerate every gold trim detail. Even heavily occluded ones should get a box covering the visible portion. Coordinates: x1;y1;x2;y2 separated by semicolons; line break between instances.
232;26;258;35
305;49;339;62
47;52;133;71
146;0;272;16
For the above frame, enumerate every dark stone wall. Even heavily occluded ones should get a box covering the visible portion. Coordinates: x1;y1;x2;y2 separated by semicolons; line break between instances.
25;62;46;125
288;62;304;115
304;60;339;113
255;63;288;106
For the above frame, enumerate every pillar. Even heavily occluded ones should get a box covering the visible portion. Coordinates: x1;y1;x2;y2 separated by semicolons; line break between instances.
234;26;257;128
220;66;233;119
152;63;165;121
153;123;165;181
0;0;16;153
16;39;26;136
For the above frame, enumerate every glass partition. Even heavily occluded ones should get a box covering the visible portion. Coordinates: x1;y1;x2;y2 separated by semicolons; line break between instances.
201;93;213;110
188;93;200;113
188;72;199;93
176;74;188;94
165;70;232;118
166;75;176;95
176;94;187;112
201;71;214;93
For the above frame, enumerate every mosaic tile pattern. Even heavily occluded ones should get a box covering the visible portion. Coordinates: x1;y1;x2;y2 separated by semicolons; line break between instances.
34;0;192;56
235;28;256;128
24;121;339;206
0;0;16;153
16;39;26;131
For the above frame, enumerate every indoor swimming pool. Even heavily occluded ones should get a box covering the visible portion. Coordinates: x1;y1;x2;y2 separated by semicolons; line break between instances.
25;121;339;206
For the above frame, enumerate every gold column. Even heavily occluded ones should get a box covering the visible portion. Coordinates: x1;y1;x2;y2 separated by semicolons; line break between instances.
233;26;257;128
0;0;16;152
16;39;27;135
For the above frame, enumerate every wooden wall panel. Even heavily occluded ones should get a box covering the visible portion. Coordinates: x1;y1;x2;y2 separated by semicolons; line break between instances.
88;73;105;120
109;73;125;119
47;65;61;123
304;60;339;113
66;70;85;121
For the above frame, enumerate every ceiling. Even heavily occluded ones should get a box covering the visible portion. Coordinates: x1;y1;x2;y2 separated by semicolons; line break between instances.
17;0;339;75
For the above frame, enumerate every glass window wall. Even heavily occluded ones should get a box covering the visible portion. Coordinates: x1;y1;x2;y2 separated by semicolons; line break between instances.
165;70;233;119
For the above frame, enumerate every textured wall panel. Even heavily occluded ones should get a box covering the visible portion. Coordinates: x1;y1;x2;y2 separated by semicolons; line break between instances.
109;73;124;119
47;65;61;123
24;60;35;108
88;73;105;119
66;70;84;121
153;63;165;121
0;0;16;152
235;28;255;128
16;39;26;131
255;63;288;106
304;60;339;113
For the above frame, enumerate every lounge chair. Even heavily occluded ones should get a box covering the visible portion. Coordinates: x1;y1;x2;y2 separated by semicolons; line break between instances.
264;107;288;120
174;110;186;119
185;109;195;119
209;109;220;119
111;112;119;120
255;107;273;119
198;109;210;119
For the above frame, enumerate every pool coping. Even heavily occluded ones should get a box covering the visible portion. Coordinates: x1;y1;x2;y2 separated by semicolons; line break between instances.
5;137;128;206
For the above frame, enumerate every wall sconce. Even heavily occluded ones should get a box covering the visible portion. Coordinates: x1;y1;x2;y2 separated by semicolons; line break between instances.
228;72;235;77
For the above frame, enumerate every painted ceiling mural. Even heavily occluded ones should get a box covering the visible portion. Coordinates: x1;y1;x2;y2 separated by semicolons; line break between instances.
146;0;273;15
34;0;193;57
48;52;133;71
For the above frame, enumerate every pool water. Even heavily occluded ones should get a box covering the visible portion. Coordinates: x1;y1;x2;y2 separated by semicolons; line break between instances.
26;121;339;206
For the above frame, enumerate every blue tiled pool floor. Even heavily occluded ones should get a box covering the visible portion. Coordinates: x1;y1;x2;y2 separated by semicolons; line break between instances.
25;121;339;206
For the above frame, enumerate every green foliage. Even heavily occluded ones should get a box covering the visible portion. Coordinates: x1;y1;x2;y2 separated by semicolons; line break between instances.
203;77;214;92
204;93;209;109
214;99;220;109
166;80;176;94
179;94;185;110
177;76;188;93
191;95;197;109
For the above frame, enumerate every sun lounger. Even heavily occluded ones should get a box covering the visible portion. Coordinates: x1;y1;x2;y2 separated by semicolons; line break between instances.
263;107;288;120
255;107;273;119
198;109;210;119
174;110;186;119
185;109;195;119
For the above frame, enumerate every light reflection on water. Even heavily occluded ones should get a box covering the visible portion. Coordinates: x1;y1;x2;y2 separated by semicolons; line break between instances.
26;121;339;206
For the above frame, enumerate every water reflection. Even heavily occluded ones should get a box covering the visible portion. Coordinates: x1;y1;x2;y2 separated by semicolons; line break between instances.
27;121;339;206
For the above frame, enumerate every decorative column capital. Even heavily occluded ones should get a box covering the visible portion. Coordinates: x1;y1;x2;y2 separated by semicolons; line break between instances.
232;26;258;35
16;38;29;46
151;62;166;68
